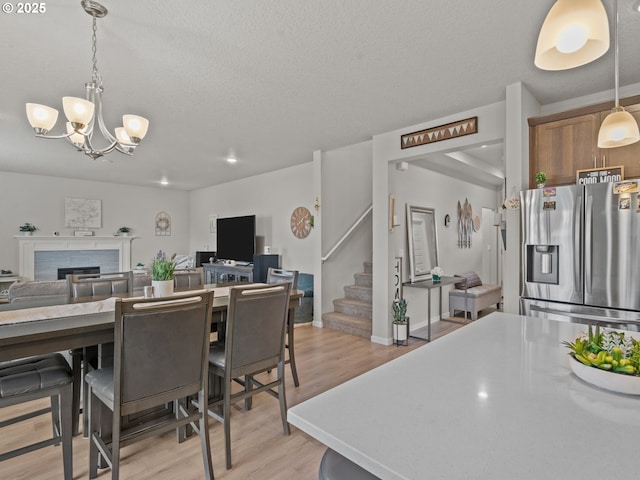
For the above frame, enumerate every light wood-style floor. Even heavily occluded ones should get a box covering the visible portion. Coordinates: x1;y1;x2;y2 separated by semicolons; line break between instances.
0;320;470;479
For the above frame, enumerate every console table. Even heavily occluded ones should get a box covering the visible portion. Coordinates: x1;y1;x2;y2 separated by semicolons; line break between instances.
402;276;464;342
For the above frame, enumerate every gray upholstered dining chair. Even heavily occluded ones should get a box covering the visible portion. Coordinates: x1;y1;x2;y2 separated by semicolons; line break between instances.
84;290;215;480
0;354;74;480
66;271;134;298
266;267;300;387
174;267;205;289
67;271;134;437
206;283;291;470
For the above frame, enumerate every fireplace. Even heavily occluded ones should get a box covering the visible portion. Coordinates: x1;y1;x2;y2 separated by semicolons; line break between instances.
15;236;134;281
57;266;100;280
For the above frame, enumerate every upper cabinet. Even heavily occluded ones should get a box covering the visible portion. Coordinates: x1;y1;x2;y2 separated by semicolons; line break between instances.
529;95;640;188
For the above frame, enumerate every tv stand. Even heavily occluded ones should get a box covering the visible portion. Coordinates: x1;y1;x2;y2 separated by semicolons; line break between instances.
202;254;279;284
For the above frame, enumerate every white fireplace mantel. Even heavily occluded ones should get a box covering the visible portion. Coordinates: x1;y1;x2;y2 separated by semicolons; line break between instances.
15;236;135;281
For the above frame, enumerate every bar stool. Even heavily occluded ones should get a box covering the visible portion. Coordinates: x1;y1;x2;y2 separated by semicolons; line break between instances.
318;448;380;480
0;354;73;480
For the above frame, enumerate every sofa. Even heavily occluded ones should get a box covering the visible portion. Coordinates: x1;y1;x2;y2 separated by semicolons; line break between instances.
8;280;69;304
448;272;501;321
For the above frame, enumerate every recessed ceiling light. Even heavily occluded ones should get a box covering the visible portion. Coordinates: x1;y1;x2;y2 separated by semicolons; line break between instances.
160;178;169;185
634;0;640;13
226;156;237;164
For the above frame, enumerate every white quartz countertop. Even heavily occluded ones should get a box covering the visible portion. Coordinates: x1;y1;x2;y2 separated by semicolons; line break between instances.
288;312;640;480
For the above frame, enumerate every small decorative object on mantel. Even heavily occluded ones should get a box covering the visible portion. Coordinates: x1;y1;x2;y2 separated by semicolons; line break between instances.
401;116;477;149
392;298;409;346
151;250;176;297
19;223;37;236
117;226;131;236
564;324;640;395
431;266;443;283
535;171;547;188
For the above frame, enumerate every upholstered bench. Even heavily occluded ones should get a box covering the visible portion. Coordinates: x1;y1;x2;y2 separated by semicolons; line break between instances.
449;272;501;321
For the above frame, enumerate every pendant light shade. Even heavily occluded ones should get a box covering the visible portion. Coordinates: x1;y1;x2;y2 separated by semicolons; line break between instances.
597;0;640;148
26;103;59;134
535;0;609;70
598;107;640;148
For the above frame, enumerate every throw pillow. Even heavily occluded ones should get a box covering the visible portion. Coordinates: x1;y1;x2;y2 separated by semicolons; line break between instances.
454;272;482;289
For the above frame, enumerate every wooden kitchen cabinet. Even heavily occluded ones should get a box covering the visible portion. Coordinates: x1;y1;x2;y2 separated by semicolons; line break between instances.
529;95;640;188
530;113;599;187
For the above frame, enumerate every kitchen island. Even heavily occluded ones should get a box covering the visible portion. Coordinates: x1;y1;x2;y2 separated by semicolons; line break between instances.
288;312;639;479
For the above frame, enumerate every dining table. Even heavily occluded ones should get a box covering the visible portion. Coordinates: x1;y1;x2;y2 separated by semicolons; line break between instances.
0;283;302;363
287;311;640;479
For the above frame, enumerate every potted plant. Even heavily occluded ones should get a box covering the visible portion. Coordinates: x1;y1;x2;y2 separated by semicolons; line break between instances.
535;171;548;188
19;223;37;236
392;298;409;346
118;226;131;236
151;250;176;297
564;324;640;395
431;266;443;282
133;262;147;273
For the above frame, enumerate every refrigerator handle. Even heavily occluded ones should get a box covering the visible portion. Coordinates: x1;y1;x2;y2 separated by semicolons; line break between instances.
584;193;592;294
529;304;636;325
574;192;582;294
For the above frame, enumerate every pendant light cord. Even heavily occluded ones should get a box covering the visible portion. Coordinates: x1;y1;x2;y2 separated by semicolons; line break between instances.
614;0;619;107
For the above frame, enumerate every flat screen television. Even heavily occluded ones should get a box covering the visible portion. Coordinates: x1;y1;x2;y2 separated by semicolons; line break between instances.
216;215;256;263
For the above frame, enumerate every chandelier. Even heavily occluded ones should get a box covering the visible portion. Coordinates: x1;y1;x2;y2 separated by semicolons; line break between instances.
25;0;149;160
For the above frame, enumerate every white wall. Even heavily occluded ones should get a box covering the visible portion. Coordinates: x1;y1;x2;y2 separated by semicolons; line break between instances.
320;141;373;315
389;163;500;332
188;162;316;274
0;171;190;273
372;101;506;344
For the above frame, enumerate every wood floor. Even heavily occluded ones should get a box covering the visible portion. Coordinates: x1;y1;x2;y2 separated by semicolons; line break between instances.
0;319;470;479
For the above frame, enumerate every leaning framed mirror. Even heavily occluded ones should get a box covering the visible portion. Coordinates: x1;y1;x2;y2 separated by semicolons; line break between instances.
406;204;439;283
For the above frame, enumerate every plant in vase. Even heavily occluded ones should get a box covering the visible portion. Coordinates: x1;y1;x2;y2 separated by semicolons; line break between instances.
431;266;443;282
19;223;37;235
535;171;548;188
118;226;132;236
151;250;176;297
564;324;640;394
392;298;409;344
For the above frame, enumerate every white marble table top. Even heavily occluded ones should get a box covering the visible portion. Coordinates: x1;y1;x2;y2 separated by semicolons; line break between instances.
288;312;640;480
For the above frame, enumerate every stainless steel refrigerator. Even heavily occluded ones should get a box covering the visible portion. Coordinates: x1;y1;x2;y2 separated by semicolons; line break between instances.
520;182;640;330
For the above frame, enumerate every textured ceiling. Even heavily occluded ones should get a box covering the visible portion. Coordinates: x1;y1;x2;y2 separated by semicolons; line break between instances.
1;0;639;190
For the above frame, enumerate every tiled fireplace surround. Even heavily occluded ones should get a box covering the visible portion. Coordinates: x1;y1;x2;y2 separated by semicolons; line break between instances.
16;236;134;281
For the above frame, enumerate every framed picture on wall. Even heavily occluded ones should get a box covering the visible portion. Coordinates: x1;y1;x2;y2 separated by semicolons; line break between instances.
64;198;102;228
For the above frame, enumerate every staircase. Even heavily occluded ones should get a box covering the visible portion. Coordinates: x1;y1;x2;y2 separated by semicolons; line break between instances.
322;261;372;338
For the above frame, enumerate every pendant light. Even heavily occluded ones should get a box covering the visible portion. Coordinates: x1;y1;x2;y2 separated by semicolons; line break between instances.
597;0;640;148
535;0;610;70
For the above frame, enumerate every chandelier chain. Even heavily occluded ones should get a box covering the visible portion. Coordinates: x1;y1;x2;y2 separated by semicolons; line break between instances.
91;15;102;86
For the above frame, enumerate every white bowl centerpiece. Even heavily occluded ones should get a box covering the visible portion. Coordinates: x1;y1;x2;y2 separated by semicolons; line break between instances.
564;325;640;395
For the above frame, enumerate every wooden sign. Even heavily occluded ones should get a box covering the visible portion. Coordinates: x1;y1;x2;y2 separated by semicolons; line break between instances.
576;166;624;185
401;117;477;149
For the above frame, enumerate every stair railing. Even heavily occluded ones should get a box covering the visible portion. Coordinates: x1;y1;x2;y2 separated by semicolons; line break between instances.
321;204;373;263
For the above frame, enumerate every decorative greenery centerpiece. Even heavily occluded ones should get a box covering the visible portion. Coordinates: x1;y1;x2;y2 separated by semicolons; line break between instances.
19;223;37;233
152;250;176;281
118;226;131;235
392;298;407;324
535;171;548;187
564;325;640;376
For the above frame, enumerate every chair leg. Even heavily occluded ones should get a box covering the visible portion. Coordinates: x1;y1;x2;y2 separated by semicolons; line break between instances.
51;394;61;444
60;383;73;480
244;374;253;411
277;361;290;436
287;313;300;387
197;390;214;480
88;386;99;479
70;350;82;436
224;380;232;470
